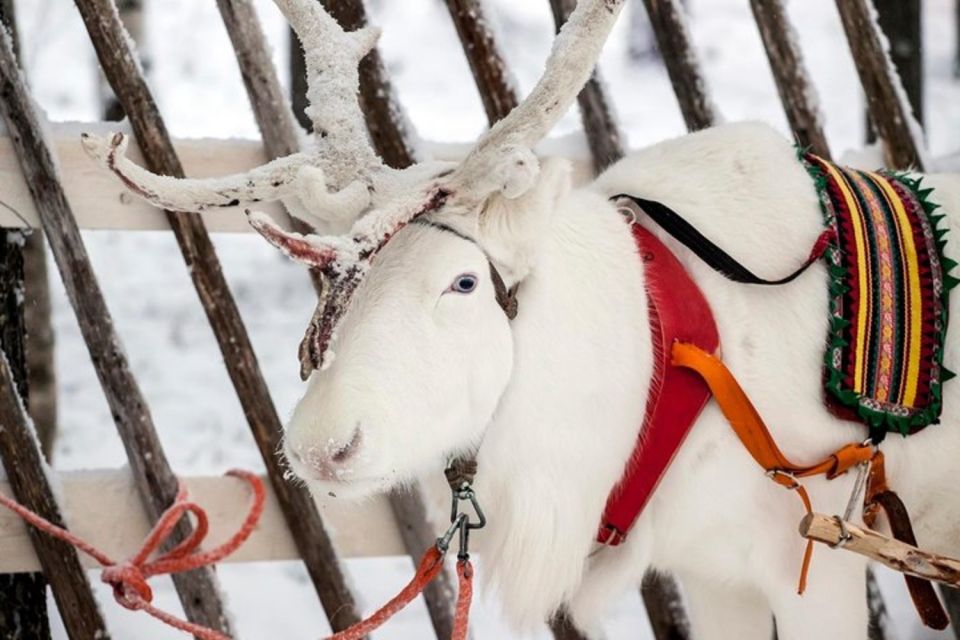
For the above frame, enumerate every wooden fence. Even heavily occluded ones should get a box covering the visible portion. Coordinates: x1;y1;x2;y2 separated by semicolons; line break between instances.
0;0;954;638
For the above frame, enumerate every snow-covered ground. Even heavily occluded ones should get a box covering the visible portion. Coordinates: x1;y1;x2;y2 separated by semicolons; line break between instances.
4;0;960;637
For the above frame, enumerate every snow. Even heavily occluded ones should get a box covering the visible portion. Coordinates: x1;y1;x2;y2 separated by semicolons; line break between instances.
4;0;958;637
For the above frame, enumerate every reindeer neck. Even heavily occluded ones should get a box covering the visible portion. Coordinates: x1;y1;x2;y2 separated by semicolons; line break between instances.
472;186;654;626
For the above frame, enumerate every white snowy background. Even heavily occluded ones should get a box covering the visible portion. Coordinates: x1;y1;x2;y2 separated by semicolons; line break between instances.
3;0;960;637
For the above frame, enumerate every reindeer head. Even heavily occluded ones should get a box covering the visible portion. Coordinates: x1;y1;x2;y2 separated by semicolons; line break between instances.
81;0;624;497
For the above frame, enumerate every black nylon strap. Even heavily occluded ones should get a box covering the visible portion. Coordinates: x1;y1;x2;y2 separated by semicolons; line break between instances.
614;194;826;286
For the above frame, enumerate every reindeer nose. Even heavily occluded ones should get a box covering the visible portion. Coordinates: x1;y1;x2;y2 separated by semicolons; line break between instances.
286;427;362;481
330;427;362;463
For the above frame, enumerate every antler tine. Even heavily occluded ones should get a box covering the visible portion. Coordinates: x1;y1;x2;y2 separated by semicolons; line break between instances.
454;0;625;196
274;0;384;189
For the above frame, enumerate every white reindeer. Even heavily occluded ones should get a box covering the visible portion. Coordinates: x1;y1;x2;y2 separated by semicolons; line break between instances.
80;0;960;637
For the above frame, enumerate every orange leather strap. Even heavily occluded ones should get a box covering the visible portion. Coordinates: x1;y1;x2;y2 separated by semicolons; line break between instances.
671;341;875;593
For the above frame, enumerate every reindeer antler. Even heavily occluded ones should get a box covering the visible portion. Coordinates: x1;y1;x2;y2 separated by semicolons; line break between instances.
84;0;625;376
452;0;625;199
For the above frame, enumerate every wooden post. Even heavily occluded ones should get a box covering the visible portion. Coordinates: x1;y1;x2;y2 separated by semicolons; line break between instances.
22;232;57;460
0;339;109;639
74;0;362;630
0;17;233;635
639;0;716;131
218;0;459;635
0;0;56;467
867;0;923;142
443;0;517;124
548;0;625;173
748;0;830;157
102;0;145;121
442;0;518;123
0;8;48;637
834;0;924;169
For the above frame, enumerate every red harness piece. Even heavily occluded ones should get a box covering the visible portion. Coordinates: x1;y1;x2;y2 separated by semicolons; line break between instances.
597;222;719;545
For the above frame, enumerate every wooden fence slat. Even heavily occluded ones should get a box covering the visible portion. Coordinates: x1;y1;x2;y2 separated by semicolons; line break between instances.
833;0;924;170
548;0;625;173
748;0;830;157
73;0;363;630
217;1;459;637
0;26;231;635
868;0;923;140
443;0;518;123
0;1;57;463
0;349;108;638
640;0;716;131
0;6;51;638
0;471;416;572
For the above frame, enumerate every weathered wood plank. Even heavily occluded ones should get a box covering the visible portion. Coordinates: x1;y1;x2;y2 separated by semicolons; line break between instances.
833;0;924;170
748;0;830;157
0;23;230;635
0;472;418;573
74;0;362;630
0;6;52;636
0;353;109;638
0;128;595;232
548;0;625;172
443;0;518;123
640;0;716;131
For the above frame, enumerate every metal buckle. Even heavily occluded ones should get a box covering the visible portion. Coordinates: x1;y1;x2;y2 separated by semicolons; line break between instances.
766;469;800;490
436;483;486;561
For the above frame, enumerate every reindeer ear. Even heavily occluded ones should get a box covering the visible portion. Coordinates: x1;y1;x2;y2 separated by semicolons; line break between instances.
478;157;572;279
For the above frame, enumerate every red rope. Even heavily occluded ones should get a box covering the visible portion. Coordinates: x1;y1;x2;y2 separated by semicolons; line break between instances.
0;469;265;640
0;469;475;639
323;547;474;640
452;559;474;640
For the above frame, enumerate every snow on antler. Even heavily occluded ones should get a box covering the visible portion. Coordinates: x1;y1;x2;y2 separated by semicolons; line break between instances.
80;132;311;212
452;0;626;199
273;0;383;188
83;0;625;376
80;0;388;225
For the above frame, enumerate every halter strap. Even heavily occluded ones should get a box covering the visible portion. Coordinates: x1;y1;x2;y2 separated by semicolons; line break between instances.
614;194;834;285
412;219;519;319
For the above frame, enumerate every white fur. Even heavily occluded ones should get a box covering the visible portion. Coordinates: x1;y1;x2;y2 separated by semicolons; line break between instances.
284;122;960;638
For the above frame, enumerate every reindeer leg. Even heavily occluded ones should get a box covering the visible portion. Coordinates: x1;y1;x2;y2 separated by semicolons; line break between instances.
681;574;773;640
768;554;869;640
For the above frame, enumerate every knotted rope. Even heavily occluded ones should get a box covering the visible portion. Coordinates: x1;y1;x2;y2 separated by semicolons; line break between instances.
0;470;475;639
0;469;265;640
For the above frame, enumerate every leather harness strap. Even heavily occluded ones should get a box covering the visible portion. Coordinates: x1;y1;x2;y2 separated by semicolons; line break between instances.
673;341;949;627
672;342;873;593
863;452;949;629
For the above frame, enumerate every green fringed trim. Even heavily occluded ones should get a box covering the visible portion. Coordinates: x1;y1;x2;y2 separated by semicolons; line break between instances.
801;154;955;439
883;170;956;435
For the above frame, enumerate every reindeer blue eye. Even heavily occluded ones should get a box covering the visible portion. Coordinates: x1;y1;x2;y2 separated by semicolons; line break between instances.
449;273;478;294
